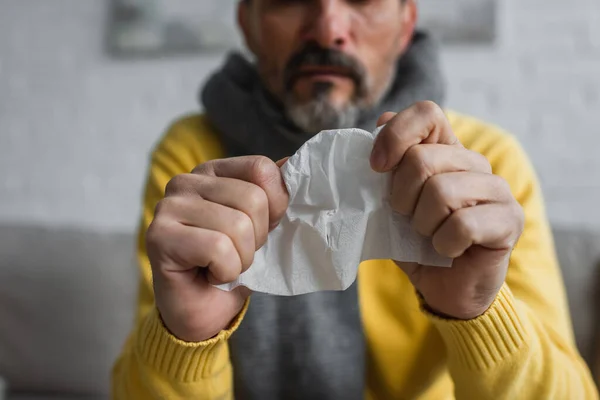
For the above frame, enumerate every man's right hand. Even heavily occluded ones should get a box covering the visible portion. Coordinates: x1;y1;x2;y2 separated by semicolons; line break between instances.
146;156;289;342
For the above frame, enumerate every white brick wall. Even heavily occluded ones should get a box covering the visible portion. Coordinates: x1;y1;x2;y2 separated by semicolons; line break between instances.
1;0;599;232
443;0;600;229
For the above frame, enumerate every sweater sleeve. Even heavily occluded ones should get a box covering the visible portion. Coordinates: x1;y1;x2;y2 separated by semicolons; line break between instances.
426;134;598;399
111;115;245;399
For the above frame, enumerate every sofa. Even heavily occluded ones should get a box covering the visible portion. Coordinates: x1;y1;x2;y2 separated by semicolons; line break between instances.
0;223;599;399
0;225;137;400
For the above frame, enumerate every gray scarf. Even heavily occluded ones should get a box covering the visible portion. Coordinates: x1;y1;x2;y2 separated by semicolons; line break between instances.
201;32;445;400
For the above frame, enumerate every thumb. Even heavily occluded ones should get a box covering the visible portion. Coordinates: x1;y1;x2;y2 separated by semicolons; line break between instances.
276;157;290;168
377;112;397;127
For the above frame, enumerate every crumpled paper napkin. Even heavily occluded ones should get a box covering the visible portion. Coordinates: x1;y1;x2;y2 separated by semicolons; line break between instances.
216;127;451;296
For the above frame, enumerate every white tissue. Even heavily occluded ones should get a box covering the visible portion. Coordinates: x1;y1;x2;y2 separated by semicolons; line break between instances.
216;128;451;296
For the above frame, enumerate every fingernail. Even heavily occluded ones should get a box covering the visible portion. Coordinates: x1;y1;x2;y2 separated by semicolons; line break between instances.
371;147;387;171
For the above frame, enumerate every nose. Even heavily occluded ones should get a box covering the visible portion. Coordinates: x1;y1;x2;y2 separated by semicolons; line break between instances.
302;0;351;50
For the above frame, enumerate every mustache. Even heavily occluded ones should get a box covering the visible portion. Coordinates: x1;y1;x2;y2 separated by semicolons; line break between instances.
283;42;367;94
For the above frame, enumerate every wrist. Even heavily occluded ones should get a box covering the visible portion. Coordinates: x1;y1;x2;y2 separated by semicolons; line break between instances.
423;285;529;370
136;309;232;382
159;309;241;343
416;290;495;320
157;297;249;343
158;312;213;343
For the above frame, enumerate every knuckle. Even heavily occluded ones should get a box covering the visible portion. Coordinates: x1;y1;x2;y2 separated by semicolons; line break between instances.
230;211;254;239
210;233;235;262
512;202;525;232
452;210;476;240
153;197;179;217
209;234;240;282
414;100;443;119
165;174;194;196
145;223;161;249
426;175;453;207
153;199;166;217
250;156;278;186
191;161;213;175
146;218;172;251
245;185;269;217
155;196;185;216
494;174;511;193
497;203;524;250
474;152;493;174
491;175;513;200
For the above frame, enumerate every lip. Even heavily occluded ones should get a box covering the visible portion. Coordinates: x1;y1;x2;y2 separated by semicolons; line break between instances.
294;66;353;79
290;67;354;87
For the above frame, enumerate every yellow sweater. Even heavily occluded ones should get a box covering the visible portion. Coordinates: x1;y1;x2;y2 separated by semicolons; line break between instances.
112;111;597;399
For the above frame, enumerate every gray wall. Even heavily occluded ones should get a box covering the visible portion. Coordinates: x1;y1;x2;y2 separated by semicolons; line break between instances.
1;0;599;232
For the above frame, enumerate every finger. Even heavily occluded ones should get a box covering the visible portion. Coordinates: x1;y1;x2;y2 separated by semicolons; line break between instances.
147;219;242;284
233;285;253;299
390;144;492;215
376;112;397;127
193;156;289;228
412;172;513;237
157;196;256;271
276;157;290;167
370;101;460;172
164;174;269;247
432;203;524;259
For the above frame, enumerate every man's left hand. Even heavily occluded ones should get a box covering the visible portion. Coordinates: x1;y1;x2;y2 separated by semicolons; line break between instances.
370;102;524;320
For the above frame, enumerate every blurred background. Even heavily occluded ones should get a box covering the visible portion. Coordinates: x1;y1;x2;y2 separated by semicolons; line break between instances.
1;0;599;398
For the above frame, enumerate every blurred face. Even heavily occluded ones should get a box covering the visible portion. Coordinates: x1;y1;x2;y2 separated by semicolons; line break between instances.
238;0;417;133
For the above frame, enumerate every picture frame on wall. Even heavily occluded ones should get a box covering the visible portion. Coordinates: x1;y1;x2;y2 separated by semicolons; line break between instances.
107;0;497;58
419;0;497;45
107;0;239;57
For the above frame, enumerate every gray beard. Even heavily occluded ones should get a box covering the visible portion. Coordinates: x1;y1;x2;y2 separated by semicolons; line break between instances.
285;95;360;134
283;68;395;134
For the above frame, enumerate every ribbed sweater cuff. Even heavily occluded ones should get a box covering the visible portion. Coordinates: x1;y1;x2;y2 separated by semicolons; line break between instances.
426;284;529;371
135;299;249;382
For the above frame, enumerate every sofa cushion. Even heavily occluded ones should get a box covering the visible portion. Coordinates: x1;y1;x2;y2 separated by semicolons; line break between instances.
554;228;600;367
0;224;137;395
0;224;598;395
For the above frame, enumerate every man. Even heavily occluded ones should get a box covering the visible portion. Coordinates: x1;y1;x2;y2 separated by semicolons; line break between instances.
112;0;598;398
